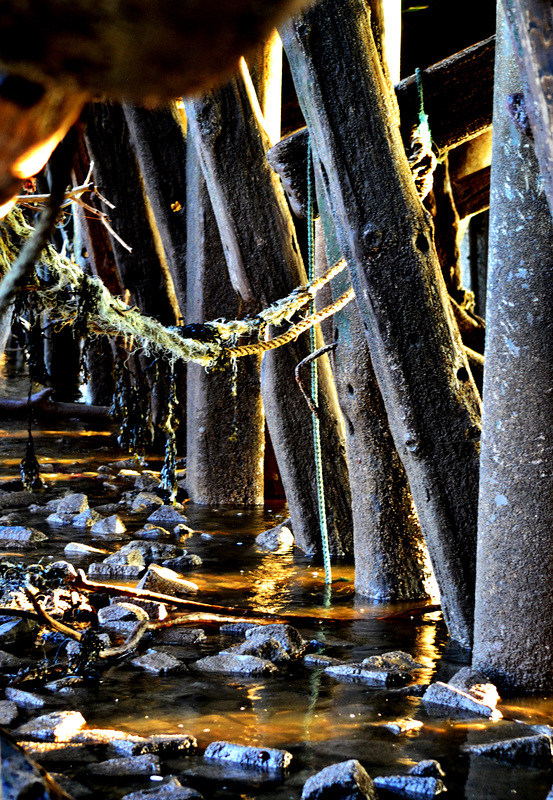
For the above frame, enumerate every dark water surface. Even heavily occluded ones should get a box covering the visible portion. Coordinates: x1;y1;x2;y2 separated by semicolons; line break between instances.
0;362;552;800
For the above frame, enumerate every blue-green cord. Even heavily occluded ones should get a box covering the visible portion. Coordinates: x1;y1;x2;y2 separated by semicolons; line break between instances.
307;136;332;587
415;67;432;154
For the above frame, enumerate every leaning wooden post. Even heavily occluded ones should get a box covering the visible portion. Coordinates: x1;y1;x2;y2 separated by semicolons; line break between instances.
281;0;482;647
184;71;353;556
472;5;553;693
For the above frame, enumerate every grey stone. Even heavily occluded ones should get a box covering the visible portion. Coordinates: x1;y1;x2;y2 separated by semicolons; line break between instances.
66;634;111;657
73;729;145;747
87;754;161;777
245;624;306;657
121;777;203;800
373;775;445;798
98;603;150;624
134;473;161;492
131;492;164;514
381;719;424;735
0;525;47;547
22;742;97;763
49;773;93;798
174;523;194;538
14;710;87;741
448;667;500;706
325;664;410;686
409;761;445;779
255;519;294;551
362;651;423;670
58;493;89;514
43;676;85;693
219;622;259;636
462;734;553;768
90;514;127;536
134;525;173;541
47;511;77;525
152;627;206;645
111;596;167;620
94;503;120;515
88;563;145;579
0;648;26;670
5;687;46;709
131;649;186;675
0;700;18;725
148;507;189;525
304;654;343;667
0;618;39;643
64;542;106;556
422;682;500;718
302;759;376;800
136;565;198;596
192;653;277;676
0;490;40;508
72;509;102;528
162;553;203;570
114;540;183;565
223;634;290;663
204;740;292;772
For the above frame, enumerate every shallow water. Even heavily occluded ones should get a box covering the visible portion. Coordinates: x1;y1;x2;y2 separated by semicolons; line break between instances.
1;362;553;799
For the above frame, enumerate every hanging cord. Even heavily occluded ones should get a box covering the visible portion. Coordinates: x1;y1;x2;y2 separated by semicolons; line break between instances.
307;136;332;587
408;68;438;200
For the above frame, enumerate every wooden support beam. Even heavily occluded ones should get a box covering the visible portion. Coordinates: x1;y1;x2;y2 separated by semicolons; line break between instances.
281;0;482;647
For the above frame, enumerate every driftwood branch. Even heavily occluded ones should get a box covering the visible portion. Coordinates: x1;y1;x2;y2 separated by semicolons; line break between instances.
0;388;110;420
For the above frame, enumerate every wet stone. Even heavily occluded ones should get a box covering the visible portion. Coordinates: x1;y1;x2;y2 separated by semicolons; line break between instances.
192;653;278;676
57;493;89;514
64;542;107;557
22;741;97;764
0;648;27;671
422;681;500;718
255;519;294;552
152;627;206;645
121;776;204;800
373;775;446;798
244;624;307;658
14;710;87;741
325;664;411;686
448;666;500;706
111;596;168;620
162;553;203;570
47;511;78;525
72;508;102;528
0;700;18;725
409;760;445;779
0;525;47;548
148;506;189;525
134;524;173;541
302;758;376;800
114;540;184;565
0;490;40;508
0;617;40;644
462;733;553;768
98;603;150;624
204;740;293;772
90;514;127;536
73;729;145;747
137;565;198;596
381;718;424;735
44;676;85;693
219;622;259;636
131;492;164;514
88;563;145;579
131;648;187;675
49;773;93;798
223;633;290;663
5;687;47;709
86;753;161;777
134;472;161;492
174;523;194;538
363;651;424;670
304;654;344;667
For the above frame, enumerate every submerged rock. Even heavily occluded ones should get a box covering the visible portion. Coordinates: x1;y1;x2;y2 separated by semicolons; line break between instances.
136;565;198;596
147;506;189;525
245;624;307;657
304;653;344;667
134;524;173;541
152;627;206;645
0;525;47;548
22;741;97;764
302;759;376;800
85;753;161;777
222;633;290;664
325;663;411;687
462;733;553;768
131;649;187;675
204;740;293;772
192;653;277;676
64;542;106;557
162;553;203;571
363;651;423;670
255;519;294;551
422;681;500;718
373;775;445;798
121;776;203;800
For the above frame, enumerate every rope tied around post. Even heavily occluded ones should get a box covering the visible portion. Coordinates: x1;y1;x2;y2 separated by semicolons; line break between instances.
408;67;438;200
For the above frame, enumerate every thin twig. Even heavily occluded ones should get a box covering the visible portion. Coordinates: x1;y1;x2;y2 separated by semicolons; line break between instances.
24;584;82;642
294;342;337;418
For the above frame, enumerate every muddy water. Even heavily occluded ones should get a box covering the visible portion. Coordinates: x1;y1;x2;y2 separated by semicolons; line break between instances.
1;365;553;799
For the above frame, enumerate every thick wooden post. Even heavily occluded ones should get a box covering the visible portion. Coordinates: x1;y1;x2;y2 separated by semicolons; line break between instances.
184;72;353;555
186;137;265;505
472;5;553;693
281;0;482;646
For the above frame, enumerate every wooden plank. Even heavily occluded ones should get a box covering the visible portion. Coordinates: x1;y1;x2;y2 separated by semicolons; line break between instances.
281;0;482;647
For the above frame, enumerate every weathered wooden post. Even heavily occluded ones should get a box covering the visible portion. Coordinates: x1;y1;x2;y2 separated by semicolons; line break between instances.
472;5;553;692
185;69;353;555
186;137;265;505
281;0;482;646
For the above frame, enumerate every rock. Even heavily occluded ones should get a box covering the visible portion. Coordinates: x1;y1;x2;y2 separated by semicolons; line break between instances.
147;506;189;525
0;700;18;725
66;634;111;657
57;493;89;514
192;653;277;676
381;719;424;735
448;667;500;706
0;618;40;644
90;514;127;536
47;511;78;525
94;503;120;515
373;775;445;798
422;682;500;718
131;649;186;675
255;519;294;551
0;648;27;671
86;753;161;777
152;627;206;645
22;741;97;763
134;524;173;541
121;776;203;800
72;509;102;528
14;710;87;741
5;687;46;709
363;651;424;670
134;473;161;492
462;733;553;768
49;773;93;798
174;523;194;538
131;492;164;514
219;622;259;636
88;563;145;579
223;633;290;663
302;759;376;800
136;565;198;596
98;603;150;624
409;761;445;779
110;540;184;566
43;676;85;693
0;491;40;508
304;654;343;667
325;664;410;686
0;525;47;548
204;740;293;772
64;542;107;557
111;597;168;620
245;624;307;657
142;734;198;756
109;458;144;470
162;553;203;570
72;729;145;747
